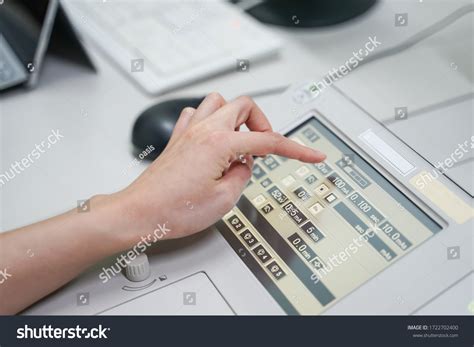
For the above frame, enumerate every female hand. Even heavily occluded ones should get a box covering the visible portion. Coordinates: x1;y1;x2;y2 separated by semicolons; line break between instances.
111;93;326;243
0;93;326;314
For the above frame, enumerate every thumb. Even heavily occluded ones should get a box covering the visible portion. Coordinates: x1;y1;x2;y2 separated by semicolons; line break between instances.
218;155;253;200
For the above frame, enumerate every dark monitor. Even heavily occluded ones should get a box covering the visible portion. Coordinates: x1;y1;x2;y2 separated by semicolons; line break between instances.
235;0;377;27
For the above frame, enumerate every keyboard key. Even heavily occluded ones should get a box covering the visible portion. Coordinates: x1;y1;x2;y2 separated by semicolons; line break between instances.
267;186;289;205
300;221;325;243
327;172;354;196
261;203;274;215
324;193;337;204
252;245;272;263
293;186;312;201
302;127;320;142
260;177;273;188
379;221;413;251
314;162;333;176
315;183;330;196
304;174;318;185
252;164;266;179
288;233;318;262
348;192;385;225
308;202;324;215
227;215;245;232
261;155;280;171
283;201;308;225
295;166;310;177
309;257;326;270
239;229;258;247
266;261;286;280
281;175;296;187
252;194;266;207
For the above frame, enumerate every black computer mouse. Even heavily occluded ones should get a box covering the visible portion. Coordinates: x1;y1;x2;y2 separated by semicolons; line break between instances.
132;97;204;160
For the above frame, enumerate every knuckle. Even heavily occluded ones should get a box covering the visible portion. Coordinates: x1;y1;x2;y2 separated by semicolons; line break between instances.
270;132;285;151
206;92;224;102
183;125;200;141
236;95;253;106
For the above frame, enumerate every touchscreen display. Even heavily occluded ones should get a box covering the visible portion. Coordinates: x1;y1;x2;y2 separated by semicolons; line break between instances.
216;116;442;315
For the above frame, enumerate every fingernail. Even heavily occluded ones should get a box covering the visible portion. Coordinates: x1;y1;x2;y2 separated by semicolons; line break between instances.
183;107;195;116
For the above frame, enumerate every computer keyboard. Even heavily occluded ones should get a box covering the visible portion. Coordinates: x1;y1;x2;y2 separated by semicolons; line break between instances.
65;0;281;94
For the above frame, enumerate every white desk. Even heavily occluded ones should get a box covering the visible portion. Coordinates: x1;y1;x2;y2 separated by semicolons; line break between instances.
0;0;471;314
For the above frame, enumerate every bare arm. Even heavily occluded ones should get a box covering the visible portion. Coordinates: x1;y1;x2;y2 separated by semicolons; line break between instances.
0;94;326;314
0;195;132;314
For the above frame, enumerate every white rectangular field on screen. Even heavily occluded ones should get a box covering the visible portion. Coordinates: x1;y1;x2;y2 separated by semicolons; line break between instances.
359;129;415;176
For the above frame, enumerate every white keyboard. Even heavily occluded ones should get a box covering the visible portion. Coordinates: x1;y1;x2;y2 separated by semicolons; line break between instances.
64;0;281;94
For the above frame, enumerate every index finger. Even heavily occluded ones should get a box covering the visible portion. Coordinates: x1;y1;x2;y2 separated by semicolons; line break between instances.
228;131;326;163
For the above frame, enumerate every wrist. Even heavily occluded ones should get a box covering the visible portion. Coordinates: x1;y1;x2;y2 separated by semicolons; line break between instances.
87;193;138;252
91;190;172;251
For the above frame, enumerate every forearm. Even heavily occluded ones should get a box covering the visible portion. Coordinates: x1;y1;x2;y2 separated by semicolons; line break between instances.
0;94;324;315
0;194;133;315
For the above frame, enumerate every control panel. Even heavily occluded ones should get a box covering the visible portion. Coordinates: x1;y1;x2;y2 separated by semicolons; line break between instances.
216;115;442;315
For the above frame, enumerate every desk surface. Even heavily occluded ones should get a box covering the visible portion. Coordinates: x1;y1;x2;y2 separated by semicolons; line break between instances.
0;0;471;315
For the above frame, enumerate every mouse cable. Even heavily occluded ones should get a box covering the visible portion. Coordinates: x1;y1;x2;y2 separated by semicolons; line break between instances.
342;4;474;72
